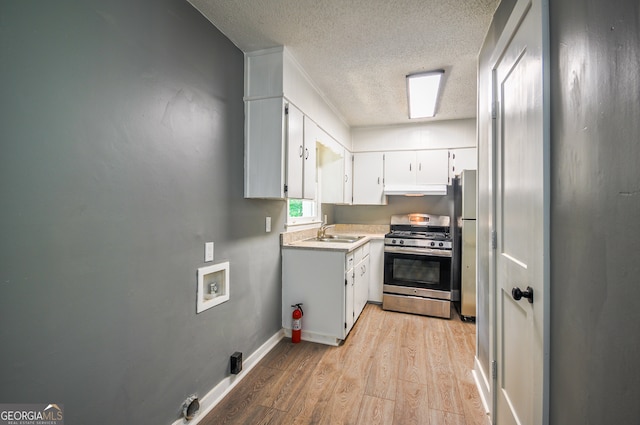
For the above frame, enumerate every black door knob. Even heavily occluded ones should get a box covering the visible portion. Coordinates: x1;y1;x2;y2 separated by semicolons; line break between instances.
512;286;534;303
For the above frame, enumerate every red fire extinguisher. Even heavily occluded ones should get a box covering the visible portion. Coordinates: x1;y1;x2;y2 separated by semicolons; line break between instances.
291;303;304;343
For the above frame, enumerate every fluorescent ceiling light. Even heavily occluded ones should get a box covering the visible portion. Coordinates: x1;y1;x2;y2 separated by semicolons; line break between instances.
406;70;444;119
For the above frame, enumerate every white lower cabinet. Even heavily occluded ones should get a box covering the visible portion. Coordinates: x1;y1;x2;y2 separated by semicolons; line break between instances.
368;239;384;303
282;242;370;346
345;255;355;335
353;242;369;320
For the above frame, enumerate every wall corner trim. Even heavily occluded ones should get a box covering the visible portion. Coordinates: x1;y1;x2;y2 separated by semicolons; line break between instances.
473;356;492;416
170;329;285;425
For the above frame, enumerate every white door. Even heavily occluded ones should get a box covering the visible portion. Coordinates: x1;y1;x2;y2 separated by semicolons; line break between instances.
492;0;549;424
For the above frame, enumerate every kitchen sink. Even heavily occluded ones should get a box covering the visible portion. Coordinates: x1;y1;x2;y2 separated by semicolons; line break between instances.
312;235;365;243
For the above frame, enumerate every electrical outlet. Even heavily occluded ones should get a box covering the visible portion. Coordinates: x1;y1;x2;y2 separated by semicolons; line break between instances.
205;242;214;262
230;352;242;374
265;217;271;232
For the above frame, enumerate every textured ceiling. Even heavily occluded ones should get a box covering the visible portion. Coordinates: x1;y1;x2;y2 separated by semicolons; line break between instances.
188;0;499;127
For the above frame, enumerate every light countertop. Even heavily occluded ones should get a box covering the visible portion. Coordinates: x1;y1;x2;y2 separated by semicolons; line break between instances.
282;233;384;252
281;224;388;252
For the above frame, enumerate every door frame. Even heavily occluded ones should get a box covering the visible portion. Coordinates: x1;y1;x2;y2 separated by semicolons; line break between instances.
487;0;551;423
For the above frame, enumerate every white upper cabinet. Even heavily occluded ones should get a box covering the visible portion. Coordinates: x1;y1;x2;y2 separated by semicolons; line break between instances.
449;147;477;178
244;99;315;199
286;108;316;199
302;116;317;199
244;47;350;200
352;152;387;205
384;149;450;186
285;103;305;198
384;151;415;185
343;150;353;204
319;130;352;205
244;97;287;199
416;149;450;185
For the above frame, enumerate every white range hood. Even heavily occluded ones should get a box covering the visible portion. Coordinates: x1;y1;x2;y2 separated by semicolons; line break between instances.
383;184;448;196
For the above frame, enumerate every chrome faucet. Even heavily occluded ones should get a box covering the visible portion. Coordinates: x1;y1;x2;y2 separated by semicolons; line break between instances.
317;222;335;239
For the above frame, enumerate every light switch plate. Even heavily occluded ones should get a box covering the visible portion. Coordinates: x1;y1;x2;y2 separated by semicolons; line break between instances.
205;242;214;262
266;217;271;232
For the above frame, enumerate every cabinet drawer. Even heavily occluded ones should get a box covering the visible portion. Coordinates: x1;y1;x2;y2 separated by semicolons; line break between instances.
361;242;370;258
353;246;363;265
346;252;355;271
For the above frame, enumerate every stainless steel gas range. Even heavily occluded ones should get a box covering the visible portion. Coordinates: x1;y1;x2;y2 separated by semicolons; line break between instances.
382;213;454;319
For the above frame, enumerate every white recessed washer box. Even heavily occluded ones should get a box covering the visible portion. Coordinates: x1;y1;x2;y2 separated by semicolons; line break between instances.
197;261;230;313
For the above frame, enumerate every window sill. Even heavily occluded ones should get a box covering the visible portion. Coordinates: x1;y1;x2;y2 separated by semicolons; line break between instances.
285;220;322;232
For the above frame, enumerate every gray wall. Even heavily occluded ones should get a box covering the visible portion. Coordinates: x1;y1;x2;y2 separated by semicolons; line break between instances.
549;0;640;423
0;1;285;423
333;194;453;225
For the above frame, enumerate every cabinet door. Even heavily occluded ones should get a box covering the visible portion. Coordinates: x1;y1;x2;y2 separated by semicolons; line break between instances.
450;147;477;178
285;103;305;199
318;138;345;204
244;98;286;199
303;116;317;199
353;152;386;205
384;151;415;185
361;255;370;314
354;254;370;320
367;239;384;302
343;150;353;204
345;270;355;336
416;149;449;185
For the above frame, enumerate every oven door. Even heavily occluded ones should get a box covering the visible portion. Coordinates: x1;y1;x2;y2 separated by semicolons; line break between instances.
384;248;451;292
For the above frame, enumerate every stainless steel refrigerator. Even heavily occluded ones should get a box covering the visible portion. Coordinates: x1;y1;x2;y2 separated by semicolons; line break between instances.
456;169;476;320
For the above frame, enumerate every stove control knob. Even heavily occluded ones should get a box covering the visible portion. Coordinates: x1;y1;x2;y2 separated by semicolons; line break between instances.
439;242;444;247
400;240;404;245
392;239;397;244
430;242;435;247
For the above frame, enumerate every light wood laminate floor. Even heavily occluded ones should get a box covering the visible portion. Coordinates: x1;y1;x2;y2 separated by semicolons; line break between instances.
202;303;489;425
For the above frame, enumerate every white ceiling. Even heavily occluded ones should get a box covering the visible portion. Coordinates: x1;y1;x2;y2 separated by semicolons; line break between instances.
188;0;499;128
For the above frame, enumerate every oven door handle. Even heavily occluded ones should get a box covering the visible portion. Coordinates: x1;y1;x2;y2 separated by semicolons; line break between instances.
384;245;452;258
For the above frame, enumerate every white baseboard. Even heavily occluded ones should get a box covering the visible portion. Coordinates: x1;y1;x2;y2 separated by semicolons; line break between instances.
171;329;285;425
282;327;341;347
473;356;491;417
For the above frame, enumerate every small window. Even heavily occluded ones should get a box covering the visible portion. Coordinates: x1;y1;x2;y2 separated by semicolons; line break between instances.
288;198;317;225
